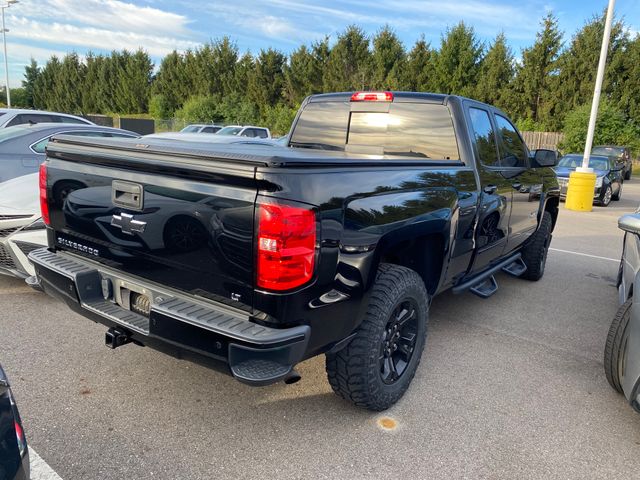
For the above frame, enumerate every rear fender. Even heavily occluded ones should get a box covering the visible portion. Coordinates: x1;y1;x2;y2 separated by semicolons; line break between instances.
341;188;457;295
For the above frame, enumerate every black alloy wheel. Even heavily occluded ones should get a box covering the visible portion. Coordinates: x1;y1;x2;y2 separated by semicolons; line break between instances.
379;299;419;384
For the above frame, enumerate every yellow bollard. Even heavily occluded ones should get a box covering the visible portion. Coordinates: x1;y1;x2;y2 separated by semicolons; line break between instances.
565;170;597;212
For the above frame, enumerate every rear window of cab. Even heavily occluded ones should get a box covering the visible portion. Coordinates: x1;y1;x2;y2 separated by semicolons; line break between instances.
290;101;460;161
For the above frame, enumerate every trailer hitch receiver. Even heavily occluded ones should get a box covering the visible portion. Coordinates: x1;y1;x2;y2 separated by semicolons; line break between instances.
105;327;132;349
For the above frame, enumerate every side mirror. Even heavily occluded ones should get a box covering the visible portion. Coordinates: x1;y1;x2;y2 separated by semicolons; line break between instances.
532;149;557;167
619;214;640;235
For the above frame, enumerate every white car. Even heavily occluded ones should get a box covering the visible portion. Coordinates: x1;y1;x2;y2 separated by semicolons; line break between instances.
0;221;46;278
0;172;42;278
215;125;271;139
143;132;278;145
180;124;223;134
0;173;39;238
0;108;93;128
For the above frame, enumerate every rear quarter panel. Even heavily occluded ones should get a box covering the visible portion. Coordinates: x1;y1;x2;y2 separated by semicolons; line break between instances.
255;164;478;355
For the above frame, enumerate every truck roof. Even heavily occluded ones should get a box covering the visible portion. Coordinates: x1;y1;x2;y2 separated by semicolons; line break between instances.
308;91;451;104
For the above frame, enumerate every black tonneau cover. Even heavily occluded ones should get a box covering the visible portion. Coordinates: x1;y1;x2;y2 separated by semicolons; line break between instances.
45;135;464;169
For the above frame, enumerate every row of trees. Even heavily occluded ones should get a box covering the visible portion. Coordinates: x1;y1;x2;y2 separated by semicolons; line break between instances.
9;12;640;144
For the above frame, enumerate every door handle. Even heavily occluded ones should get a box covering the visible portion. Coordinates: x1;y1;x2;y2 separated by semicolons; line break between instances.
483;185;497;195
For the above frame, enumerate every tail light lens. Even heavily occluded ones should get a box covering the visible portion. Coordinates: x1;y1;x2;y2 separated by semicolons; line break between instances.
257;202;316;291
39;162;50;225
14;420;26;457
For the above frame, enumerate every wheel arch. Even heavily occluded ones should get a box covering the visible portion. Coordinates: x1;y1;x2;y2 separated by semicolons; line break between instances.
372;227;448;296
543;195;560;232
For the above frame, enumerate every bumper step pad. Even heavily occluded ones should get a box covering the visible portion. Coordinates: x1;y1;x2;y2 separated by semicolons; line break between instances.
28;248;310;386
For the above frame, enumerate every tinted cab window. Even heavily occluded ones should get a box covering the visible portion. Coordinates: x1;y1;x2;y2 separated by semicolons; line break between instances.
468;107;498;166
494;114;528;168
291;101;459;160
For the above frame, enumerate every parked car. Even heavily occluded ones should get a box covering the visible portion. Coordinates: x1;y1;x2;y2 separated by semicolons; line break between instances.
0;364;29;480
216;125;271;139
180;124;224;134
0;173;39;238
30;91;559;411
0;108;92;128
554;153;623;206
605;212;640;413
274;135;289;146
592;145;633;180
0;123;139;183
0;219;45;278
143;132;279;146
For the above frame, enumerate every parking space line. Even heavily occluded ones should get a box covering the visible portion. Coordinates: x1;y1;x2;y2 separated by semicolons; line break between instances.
549;247;619;263
30;448;63;480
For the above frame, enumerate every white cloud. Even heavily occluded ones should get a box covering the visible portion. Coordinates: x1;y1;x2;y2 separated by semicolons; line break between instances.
7;15;199;57
6;42;68;64
9;0;192;37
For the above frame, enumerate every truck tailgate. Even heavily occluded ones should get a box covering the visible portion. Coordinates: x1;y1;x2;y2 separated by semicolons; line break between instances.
44;137;260;310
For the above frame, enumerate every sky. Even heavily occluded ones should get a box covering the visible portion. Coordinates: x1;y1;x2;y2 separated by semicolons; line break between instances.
2;0;639;87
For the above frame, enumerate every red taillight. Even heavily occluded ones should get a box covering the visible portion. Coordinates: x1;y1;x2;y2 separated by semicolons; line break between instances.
14;420;26;456
257;202;316;291
350;91;394;102
39;162;50;225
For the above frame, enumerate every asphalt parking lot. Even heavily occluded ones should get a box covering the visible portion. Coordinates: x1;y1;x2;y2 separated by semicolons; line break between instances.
2;182;640;480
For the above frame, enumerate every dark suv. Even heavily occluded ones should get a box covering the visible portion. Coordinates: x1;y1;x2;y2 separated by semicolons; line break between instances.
592;146;633;180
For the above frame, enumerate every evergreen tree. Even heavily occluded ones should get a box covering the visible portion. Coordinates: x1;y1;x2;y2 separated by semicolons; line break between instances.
509;13;563;127
115;50;153;113
82;53;102;114
52;53;85;113
550;12;626;129
247;48;285;108
475;33;514;109
232;52;254;96
152;51;191;115
404;36;435;91
323;25;371;91
212;37;240;97
283;45;315;106
608;34;640;126
310;37;330;92
33;56;60;109
370;26;406;90
432;22;483;97
21;58;39;109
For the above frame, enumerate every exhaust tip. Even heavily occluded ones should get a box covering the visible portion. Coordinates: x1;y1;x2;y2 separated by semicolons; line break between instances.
283;370;301;385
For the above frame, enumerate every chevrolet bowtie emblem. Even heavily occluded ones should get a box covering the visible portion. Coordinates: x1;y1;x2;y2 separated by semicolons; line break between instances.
111;212;147;235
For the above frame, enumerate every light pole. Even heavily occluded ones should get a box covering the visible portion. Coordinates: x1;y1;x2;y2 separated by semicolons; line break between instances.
565;0;616;212
0;0;17;108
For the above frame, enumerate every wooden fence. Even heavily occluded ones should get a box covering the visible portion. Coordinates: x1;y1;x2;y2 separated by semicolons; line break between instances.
521;131;564;151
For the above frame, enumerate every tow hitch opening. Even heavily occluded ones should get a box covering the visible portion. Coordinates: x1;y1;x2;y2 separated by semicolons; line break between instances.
105;327;132;349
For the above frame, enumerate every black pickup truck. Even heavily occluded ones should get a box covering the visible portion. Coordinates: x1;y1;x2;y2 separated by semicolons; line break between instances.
29;91;559;410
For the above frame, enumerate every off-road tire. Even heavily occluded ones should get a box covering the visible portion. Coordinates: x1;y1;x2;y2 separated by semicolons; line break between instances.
625;167;632;181
325;263;429;411
604;299;632;393
520;211;552;281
